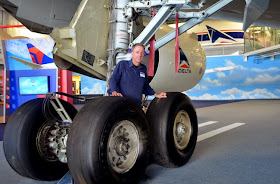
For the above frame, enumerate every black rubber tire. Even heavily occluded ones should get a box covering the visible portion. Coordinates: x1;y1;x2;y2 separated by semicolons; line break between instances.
67;96;150;184
146;92;198;167
3;98;77;181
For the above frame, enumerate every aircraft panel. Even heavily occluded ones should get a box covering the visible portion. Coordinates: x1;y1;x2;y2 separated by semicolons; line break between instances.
0;0;81;33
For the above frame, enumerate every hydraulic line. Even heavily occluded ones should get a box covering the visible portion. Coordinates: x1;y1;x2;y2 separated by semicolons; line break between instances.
42;92;100;124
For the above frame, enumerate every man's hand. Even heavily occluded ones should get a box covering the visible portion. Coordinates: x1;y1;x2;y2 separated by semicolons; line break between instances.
155;92;167;98
112;91;123;97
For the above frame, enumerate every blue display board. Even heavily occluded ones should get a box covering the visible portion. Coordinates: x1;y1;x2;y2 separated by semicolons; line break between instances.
19;76;49;95
3;37;57;117
9;69;57;113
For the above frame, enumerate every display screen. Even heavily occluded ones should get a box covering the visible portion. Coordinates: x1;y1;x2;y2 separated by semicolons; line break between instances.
19;76;49;95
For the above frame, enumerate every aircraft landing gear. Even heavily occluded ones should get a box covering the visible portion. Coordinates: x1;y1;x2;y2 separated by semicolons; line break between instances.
3;93;197;183
3;98;77;181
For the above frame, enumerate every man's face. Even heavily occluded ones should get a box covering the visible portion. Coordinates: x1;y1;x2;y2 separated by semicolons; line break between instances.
131;45;145;66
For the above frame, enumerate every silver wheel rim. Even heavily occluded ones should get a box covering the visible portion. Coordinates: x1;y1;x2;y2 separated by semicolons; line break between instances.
36;121;69;163
36;121;58;162
107;120;140;174
173;110;192;150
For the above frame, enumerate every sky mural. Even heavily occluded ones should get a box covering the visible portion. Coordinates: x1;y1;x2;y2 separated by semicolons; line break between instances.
5;37;55;70
4;36;280;101
79;54;280;100
80;75;106;95
186;55;280;100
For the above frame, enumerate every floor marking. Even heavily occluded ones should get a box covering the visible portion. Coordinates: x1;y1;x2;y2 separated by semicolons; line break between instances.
197;122;245;142
198;121;219;128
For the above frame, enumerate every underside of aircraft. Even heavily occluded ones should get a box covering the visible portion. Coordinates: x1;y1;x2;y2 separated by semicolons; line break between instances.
0;0;278;34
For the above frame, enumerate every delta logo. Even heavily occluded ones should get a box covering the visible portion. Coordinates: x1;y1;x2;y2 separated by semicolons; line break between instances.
180;60;190;68
178;54;191;73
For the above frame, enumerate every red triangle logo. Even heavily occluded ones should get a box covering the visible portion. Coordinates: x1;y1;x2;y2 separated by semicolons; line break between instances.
180;64;189;68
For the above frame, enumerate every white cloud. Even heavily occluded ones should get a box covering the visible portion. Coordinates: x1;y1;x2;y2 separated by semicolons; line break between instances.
28;38;54;58
243;74;280;85
188;84;208;92
81;87;90;93
222;94;236;100
6;40;30;59
244;89;278;99
225;59;246;70
202;77;222;86
6;37;54;59
189;93;219;100
82;83;105;94
188;87;279;100
221;88;278;99
218;59;247;84
217;72;226;78
221;87;244;95
251;67;280;73
225;59;235;67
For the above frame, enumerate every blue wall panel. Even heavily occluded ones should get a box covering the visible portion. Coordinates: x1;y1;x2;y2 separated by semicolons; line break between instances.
9;69;57;114
3;37;57;116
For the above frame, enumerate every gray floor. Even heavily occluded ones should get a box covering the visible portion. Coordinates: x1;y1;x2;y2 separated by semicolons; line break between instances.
1;100;280;184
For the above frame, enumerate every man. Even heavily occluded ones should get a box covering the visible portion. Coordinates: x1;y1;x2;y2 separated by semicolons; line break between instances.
107;43;167;105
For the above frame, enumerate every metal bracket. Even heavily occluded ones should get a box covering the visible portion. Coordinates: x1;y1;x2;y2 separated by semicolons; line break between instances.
128;0;205;10
169;11;204;19
146;0;235;52
131;5;183;47
48;93;73;124
137;10;203;20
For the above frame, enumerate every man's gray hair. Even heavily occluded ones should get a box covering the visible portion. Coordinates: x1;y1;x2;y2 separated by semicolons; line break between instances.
131;43;145;51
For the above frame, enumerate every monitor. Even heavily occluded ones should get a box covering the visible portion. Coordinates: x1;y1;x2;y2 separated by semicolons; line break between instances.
19;76;49;95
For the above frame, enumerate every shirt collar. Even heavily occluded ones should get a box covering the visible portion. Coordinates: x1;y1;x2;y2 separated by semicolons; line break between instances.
129;59;144;69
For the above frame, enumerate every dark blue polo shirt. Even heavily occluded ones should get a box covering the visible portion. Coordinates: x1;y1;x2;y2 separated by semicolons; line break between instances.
107;60;155;105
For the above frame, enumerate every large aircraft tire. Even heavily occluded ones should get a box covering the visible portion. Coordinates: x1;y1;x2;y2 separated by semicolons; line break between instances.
146;92;198;167
3;98;77;180
67;96;150;184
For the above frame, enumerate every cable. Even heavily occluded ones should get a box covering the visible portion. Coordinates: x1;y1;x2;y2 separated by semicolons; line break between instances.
42;92;102;124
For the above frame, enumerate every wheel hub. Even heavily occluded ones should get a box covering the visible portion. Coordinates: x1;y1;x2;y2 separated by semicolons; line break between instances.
108;120;139;173
176;122;186;142
173;110;192;150
36;121;69;163
114;136;130;156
